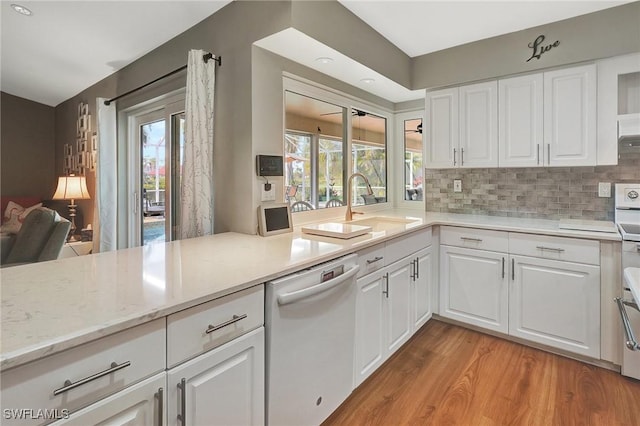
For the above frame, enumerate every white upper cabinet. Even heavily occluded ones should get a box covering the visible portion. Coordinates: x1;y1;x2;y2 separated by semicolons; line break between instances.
499;74;544;167
544;64;597;166
425;87;459;168
459;81;498;167
597;52;640;165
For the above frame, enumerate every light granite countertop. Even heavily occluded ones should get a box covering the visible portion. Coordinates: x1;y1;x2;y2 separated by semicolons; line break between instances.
0;210;620;371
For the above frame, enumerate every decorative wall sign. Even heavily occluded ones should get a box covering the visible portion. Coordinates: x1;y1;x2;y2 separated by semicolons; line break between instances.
526;35;560;62
64;102;93;175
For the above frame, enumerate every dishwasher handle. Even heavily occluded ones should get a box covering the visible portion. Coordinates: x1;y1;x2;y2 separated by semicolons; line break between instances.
277;264;360;306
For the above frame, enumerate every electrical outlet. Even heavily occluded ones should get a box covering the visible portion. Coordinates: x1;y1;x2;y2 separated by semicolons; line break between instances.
453;179;462;193
261;183;276;201
598;182;611;198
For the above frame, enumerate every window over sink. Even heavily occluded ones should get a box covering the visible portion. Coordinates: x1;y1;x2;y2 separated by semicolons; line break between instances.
284;82;388;212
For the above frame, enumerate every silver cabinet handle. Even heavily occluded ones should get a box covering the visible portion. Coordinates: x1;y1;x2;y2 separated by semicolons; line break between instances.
415;256;420;279
511;258;515;281
461;148;464;166
53;361;131;396
536;246;565;253
547;143;551;165
177;378;187;425
453;148;457;166
156;387;164;426
537;144;540;165
410;260;416;280
205;314;247;334
502;257;505;279
382;273;389;298
460;237;482;242
366;256;384;265
615;298;640;351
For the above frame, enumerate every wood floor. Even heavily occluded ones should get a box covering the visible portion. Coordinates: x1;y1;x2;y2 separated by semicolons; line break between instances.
323;320;640;426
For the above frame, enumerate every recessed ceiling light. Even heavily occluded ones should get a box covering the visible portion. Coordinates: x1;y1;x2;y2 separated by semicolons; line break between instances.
11;3;32;16
360;78;376;84
315;57;334;64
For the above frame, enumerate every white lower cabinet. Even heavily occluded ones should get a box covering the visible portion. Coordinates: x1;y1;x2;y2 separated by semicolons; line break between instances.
385;259;413;355
167;328;264;426
354;231;433;387
439;226;602;359
50;373;166;426
354;269;386;386
510;255;601;358
412;247;433;330
440;245;508;333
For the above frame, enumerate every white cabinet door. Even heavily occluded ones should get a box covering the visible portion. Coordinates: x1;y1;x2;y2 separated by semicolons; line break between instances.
440;245;508;333
384;260;413;354
509;255;600;358
499;73;544;167
354;269;386;386
425;87;459;168
459;81;498;167
412;246;433;331
544;64;597;166
51;373;165;426
167;328;264;426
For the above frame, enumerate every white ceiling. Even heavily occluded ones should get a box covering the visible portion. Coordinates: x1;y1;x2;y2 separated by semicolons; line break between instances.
0;1;231;106
0;0;632;107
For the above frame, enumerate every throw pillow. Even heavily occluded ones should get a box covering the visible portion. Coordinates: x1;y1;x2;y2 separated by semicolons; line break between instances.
1;201;42;234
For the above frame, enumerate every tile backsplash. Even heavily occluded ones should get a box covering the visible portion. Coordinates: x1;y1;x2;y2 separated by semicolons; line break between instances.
425;149;640;221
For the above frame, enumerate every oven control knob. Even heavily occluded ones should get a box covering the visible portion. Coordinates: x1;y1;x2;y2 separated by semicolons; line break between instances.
628;190;639;200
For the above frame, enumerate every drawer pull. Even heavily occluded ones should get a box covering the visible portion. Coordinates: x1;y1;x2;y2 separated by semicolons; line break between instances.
536;246;565;253
460;237;483;242
415;256;420;279
53;361;131;396
205;314;248;334
366;256;384;265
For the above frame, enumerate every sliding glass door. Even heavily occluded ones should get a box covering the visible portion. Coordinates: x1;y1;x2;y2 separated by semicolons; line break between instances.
128;98;184;247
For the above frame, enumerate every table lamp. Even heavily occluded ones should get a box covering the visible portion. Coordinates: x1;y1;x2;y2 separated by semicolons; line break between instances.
52;174;91;241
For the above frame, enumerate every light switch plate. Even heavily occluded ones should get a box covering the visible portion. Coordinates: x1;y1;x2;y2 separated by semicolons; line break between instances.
453;179;462;193
598;182;611;198
261;183;276;201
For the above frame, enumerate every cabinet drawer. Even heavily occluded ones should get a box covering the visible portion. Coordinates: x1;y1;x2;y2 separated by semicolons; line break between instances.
167;285;263;367
509;233;600;265
356;244;386;277
1;319;165;426
440;226;508;252
385;227;432;265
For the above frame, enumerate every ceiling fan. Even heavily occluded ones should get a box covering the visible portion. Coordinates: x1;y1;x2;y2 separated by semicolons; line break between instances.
405;121;423;134
320;108;369;117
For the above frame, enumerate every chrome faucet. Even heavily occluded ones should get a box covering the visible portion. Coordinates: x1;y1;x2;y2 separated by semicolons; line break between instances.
345;172;373;221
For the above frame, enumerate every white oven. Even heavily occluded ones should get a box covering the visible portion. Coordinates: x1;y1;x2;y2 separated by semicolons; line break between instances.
614;184;640;380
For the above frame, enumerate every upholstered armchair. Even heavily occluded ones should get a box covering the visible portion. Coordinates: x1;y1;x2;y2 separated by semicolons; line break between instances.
1;207;71;267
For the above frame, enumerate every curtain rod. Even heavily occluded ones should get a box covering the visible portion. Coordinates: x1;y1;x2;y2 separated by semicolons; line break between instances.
104;52;220;106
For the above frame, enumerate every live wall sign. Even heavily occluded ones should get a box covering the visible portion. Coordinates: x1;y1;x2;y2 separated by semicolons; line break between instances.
526;35;560;62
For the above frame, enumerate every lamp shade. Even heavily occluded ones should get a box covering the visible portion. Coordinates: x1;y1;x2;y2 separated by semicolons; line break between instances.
52;175;91;200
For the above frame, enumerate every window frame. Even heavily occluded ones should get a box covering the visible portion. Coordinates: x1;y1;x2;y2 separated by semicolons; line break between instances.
283;76;393;219
394;109;426;210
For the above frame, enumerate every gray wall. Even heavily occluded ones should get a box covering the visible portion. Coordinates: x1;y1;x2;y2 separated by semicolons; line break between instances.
1;92;56;199
412;1;640;89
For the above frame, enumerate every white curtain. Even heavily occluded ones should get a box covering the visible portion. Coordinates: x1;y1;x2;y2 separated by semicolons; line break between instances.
180;50;216;239
94;98;118;252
